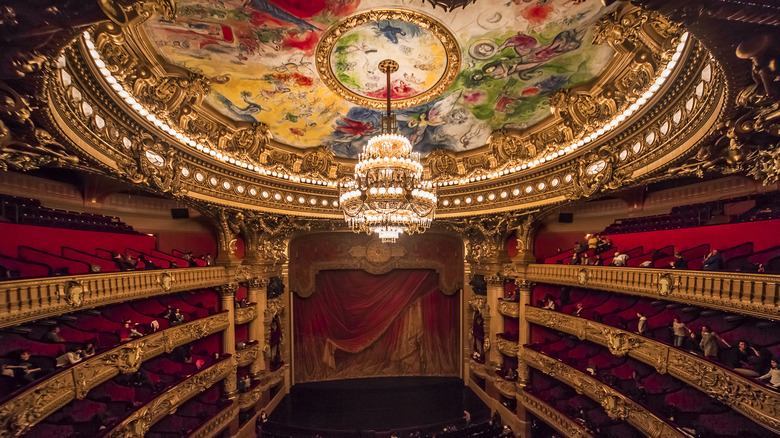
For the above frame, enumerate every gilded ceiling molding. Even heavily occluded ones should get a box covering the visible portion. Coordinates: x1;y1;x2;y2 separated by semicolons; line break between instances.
517;390;594;438
526;306;780;435
0;312;229;437
522;347;685;438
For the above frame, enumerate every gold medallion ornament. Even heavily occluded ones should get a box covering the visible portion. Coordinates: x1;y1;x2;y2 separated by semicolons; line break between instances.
315;9;462;110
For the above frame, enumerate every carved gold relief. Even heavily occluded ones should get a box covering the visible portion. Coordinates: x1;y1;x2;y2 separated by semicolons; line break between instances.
426;149;459;179
526;306;780;435
517;390;594;438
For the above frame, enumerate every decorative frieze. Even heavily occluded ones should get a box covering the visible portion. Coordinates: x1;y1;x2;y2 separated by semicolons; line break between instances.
188;403;238;438
526;264;780;320
517;390;594;438
0;312;229;437
236;342;262;367
526;306;780;435
105;357;234;438
0;267;230;329
235;303;258;325
522;347;684;438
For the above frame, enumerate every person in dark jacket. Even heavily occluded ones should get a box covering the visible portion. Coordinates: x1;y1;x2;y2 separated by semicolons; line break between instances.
702;249;724;271
671;251;688;269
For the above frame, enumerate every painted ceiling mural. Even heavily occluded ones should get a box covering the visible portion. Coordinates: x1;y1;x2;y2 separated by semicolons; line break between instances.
143;0;617;158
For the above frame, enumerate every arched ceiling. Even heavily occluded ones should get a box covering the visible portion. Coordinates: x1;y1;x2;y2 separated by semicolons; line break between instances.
141;0;617;158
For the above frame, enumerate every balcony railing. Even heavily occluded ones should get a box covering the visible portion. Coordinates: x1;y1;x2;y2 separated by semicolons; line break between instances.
235;302;258;325
522;347;685;438
525;306;780;436
105;356;235;438
526;264;780;320
187;402;237;438
496;336;519;357
498;299;519;318
0;266;230;328
517;390;594;438
236;341;262;367
0;312;229;438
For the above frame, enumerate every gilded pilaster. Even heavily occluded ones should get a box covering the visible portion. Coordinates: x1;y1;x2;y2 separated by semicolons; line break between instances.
485;275;505;367
515;279;534;388
218;283;239;398
247;277;268;378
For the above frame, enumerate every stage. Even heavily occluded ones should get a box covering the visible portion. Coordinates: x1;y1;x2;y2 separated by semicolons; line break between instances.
265;377;490;437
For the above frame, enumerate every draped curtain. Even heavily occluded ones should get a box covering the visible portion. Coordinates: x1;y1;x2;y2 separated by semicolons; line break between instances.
294;269;459;383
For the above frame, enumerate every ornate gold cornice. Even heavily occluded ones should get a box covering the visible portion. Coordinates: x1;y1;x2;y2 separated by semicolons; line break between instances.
187;402;238;438
0;266;229;329
522;347;684;438
0;312;229;438
517;390;594;438
105;356;234;438
235;303;258;325
525;264;780;320
526;306;780;435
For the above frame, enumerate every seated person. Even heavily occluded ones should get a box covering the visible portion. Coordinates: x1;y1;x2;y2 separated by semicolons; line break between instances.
612;251;629;266
119;320;142;341
137;255;157;270
5;350;42;384
56;347;83;368
573;302;584;317
44;326;64;343
168;308;185;326
702;249;724;271
757;358;780;388
81;343;96;359
670;252;688;269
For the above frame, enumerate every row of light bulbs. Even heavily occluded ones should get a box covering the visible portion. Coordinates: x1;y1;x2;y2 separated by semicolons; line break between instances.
83;30;688;194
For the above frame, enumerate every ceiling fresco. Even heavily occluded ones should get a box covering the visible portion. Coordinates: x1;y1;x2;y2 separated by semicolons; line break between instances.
143;0;617;158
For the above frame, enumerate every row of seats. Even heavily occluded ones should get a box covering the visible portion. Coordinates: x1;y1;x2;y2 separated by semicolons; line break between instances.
261;419;508;438
0;288;220;404
526;327;769;438
603;192;780;234
0;194;138;234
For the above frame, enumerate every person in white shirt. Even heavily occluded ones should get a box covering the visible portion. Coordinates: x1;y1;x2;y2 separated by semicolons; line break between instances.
758;359;780;388
612;251;629;266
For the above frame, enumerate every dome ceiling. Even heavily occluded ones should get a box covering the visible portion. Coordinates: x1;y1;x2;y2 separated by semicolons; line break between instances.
142;0;617;158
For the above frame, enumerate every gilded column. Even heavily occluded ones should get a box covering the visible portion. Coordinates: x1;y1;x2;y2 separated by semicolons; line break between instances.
485;275;505;367
247;277;268;378
515;279;534;388
219;283;239;399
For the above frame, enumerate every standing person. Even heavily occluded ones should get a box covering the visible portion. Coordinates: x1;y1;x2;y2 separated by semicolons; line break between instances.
671;251;688;269
573;242;584;254
587;234;599;250
637;312;648;335
702;249;724;271
671;318;690;347
696;325;730;359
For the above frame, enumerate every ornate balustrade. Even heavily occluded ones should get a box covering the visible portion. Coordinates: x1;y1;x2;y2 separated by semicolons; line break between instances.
235;302;258;324
494;377;517;398
525;306;780;435
517;390;594;438
522;347;684;438
498;299;519;318
0;266;230;328
0;312;230;438
188;402;238;438
496;336;519;356
469;358;489;379
105;357;235;438
526;264;780;320
236;341;262;367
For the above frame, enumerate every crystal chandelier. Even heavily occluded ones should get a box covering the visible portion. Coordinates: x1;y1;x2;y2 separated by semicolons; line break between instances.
339;60;437;243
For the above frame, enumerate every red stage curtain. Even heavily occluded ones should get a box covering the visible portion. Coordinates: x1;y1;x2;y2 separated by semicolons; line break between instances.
294;269;459;382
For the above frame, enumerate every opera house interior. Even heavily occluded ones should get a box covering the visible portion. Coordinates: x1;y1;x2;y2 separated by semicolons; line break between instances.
2;0;780;437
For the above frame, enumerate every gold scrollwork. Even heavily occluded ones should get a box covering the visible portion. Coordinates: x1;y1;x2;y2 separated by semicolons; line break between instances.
59;280;88;307
315;9;462;110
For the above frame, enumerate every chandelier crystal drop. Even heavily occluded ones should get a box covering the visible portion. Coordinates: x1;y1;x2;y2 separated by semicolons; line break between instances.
340;59;437;243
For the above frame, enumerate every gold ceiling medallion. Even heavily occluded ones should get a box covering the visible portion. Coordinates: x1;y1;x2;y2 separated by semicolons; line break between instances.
315;9;461;110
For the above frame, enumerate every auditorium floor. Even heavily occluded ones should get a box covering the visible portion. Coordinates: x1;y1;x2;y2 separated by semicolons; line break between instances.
266;377;490;436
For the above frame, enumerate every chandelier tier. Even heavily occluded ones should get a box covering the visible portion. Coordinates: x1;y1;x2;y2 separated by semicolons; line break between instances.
340;59;437;243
